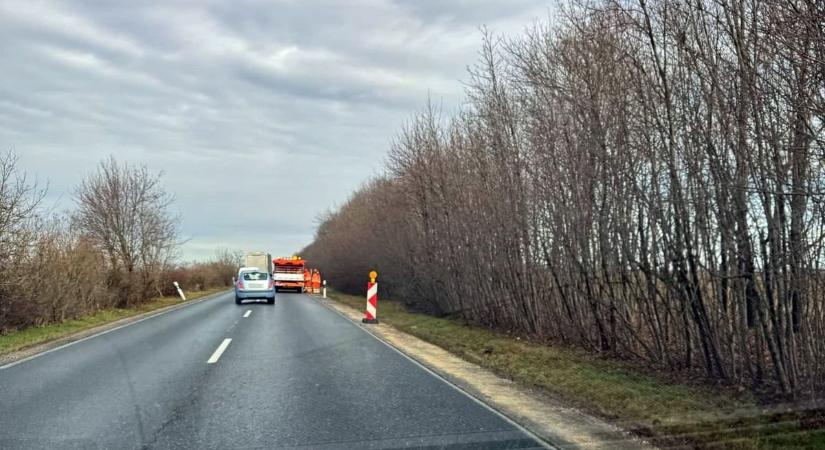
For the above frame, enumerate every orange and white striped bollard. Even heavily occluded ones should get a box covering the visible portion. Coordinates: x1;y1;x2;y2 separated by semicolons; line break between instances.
362;270;378;324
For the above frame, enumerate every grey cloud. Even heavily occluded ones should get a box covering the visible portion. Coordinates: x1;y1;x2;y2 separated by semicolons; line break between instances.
2;0;549;261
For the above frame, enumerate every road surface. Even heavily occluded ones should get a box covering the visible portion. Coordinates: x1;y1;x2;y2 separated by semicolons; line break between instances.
0;291;547;449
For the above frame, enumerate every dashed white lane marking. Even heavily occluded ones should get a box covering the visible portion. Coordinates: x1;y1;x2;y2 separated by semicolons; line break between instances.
243;310;251;318
207;338;232;364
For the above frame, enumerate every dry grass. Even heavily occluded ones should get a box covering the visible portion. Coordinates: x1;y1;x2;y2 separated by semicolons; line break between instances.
0;287;227;356
329;290;825;449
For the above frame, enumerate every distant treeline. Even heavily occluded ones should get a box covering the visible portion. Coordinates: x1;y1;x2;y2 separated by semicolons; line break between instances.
0;153;237;333
303;0;825;397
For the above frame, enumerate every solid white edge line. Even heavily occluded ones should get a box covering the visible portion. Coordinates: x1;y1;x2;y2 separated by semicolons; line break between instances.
243;310;252;318
207;338;232;364
312;297;557;450
0;290;232;370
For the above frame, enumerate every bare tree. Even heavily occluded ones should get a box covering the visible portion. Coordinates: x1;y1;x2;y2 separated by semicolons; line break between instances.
0;151;44;267
0;153;235;332
0;151;46;330
73;157;179;306
303;0;825;399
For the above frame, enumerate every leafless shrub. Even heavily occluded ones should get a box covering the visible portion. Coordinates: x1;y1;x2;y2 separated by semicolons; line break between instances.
0;151;47;330
0;153;236;333
73;157;179;306
161;249;240;295
304;0;825;398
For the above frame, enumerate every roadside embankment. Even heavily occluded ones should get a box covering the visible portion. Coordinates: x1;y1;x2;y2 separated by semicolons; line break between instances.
324;290;825;449
0;287;229;364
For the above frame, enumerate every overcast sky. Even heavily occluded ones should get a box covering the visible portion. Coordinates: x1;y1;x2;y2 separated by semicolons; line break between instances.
1;0;549;261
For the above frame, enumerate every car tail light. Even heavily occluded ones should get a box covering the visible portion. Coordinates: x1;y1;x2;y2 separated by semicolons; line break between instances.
236;279;244;290
268;279;275;289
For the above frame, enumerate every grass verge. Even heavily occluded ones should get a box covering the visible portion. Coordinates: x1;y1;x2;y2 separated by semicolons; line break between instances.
0;287;228;357
328;290;825;449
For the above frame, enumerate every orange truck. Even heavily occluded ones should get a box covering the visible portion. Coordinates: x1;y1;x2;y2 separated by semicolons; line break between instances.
272;256;306;292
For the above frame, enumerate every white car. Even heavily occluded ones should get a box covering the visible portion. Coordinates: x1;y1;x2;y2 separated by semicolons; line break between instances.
235;268;275;305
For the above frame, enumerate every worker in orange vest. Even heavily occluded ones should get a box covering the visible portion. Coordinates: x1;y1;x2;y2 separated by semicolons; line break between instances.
312;270;321;294
303;269;311;293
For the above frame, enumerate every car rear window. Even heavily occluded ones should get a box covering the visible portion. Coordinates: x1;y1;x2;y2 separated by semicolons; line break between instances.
242;272;268;281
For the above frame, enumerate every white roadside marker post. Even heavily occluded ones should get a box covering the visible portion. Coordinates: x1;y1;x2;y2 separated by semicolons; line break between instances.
173;281;186;301
322;280;327;298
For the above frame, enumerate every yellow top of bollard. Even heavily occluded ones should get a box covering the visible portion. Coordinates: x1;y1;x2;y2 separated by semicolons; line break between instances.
369;270;378;282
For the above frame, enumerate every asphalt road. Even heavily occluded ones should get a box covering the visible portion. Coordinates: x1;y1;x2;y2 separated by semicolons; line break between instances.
0;291;547;449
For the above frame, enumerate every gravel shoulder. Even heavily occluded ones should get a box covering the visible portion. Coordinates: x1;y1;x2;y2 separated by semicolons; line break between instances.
317;295;654;449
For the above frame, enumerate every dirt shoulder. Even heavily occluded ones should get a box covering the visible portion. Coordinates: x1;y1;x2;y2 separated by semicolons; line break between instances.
318;292;825;449
318;295;652;449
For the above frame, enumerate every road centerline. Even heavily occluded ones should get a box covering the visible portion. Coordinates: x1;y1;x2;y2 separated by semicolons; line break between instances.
243;310;251;318
207;338;232;364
